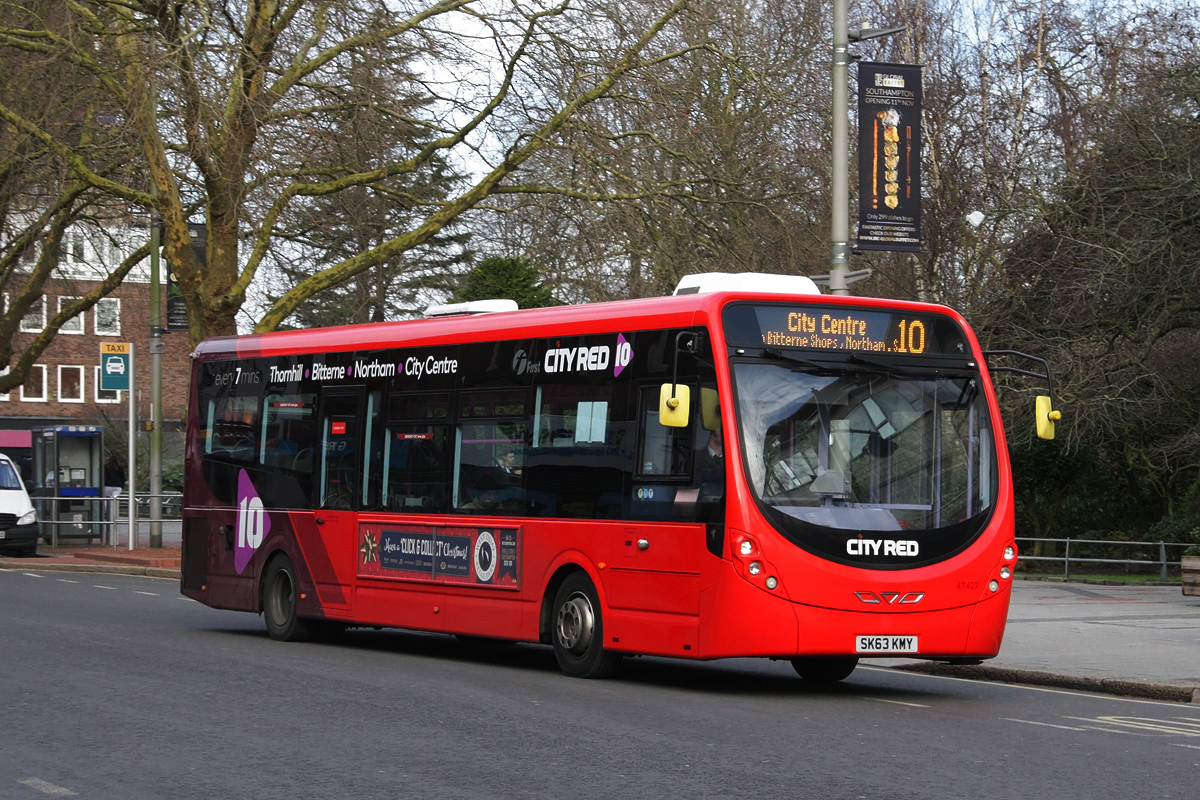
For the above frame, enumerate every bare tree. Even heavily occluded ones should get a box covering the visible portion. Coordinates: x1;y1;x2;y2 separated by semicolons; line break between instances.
479;0;833;301
0;0;146;393
0;0;697;346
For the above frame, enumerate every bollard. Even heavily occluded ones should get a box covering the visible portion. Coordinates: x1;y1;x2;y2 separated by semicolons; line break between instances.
1160;541;1168;583
1064;538;1071;581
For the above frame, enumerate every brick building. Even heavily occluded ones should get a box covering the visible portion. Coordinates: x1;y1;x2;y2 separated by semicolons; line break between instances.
0;224;192;455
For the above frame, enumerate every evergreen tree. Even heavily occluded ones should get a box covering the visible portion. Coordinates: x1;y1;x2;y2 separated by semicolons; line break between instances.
454;257;556;309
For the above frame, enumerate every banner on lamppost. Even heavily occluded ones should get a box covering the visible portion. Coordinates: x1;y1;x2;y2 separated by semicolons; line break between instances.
856;62;922;252
165;223;204;332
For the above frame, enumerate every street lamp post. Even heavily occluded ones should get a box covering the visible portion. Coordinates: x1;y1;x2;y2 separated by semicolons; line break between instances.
830;0;906;295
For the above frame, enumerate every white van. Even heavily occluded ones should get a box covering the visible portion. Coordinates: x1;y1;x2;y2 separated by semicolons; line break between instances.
0;452;38;557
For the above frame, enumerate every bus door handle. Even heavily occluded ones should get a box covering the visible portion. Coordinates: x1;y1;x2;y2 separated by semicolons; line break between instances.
637;538;650;551
315;517;325;525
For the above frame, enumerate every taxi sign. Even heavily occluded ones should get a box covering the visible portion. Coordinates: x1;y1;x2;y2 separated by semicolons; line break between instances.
100;342;132;391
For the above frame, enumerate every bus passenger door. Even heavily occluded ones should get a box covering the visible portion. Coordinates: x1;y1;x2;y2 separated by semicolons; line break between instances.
606;386;705;653
302;388;366;611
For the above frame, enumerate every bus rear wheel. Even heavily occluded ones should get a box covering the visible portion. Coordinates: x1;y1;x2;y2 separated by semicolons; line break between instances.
263;554;316;642
791;656;859;683
551;573;620;679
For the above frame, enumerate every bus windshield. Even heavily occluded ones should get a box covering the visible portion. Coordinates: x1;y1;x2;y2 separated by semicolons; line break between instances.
731;360;997;566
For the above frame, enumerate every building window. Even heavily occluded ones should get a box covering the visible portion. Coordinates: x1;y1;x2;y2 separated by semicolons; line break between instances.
58;296;84;334
94;366;119;404
20;365;47;402
72;233;84;262
19;296;45;333
58;365;84;403
0;368;9;401
95;297;120;336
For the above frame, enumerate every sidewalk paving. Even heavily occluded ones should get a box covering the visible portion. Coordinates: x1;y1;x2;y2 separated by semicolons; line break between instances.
3;549;1197;701
1;542;181;577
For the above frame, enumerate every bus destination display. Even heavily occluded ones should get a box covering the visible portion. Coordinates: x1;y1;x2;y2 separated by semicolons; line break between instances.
723;303;967;356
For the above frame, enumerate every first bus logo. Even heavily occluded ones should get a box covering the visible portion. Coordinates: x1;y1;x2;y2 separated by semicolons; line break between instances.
235;470;271;573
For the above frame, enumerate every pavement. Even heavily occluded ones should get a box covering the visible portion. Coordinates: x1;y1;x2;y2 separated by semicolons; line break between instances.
3;542;1198;703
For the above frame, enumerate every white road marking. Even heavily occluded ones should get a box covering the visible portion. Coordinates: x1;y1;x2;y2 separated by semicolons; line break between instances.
23;573;44;578
861;696;930;708
93;585;116;590
178;596;196;602
57;579;78;584
17;777;76;796
1067;716;1200;737
134;591;159;596
1003;718;1089;731
1171;743;1200;751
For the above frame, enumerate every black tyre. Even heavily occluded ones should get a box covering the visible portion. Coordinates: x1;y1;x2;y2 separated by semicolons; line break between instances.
262;555;316;642
791;656;859;683
551;572;620;679
18;544;37;558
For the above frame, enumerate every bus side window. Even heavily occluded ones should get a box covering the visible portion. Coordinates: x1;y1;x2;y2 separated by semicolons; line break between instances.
383;392;452;513
259;394;317;472
316;393;362;510
455;389;526;516
525;383;624;519
637;386;692;476
204;395;260;464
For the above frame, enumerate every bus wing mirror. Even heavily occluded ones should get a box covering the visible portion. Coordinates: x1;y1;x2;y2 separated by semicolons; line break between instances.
1036;395;1061;440
659;383;691;428
700;387;721;431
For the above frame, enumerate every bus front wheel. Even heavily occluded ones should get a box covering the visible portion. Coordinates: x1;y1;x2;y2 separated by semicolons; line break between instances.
791;656;859;683
263;554;316;642
551;573;620;679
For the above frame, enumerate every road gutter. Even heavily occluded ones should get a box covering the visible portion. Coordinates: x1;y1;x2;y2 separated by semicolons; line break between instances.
890;661;1200;704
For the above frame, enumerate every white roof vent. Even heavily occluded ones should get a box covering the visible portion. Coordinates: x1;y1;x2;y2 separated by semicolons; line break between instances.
673;272;821;296
423;299;519;318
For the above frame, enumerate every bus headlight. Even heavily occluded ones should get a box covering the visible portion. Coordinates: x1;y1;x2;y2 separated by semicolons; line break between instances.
1000;566;1011;579
1004;546;1015;560
740;540;754;556
748;561;762;575
988;580;999;592
765;576;778;590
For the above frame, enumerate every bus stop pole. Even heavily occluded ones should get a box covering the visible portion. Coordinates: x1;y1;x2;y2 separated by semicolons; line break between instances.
127;344;137;551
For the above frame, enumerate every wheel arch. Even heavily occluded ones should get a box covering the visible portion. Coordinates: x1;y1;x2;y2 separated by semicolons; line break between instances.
538;555;605;644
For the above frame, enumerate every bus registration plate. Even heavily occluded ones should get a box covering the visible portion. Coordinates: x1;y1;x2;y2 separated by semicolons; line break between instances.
856;635;918;654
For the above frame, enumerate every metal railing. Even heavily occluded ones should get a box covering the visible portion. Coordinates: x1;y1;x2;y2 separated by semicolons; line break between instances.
32;492;183;548
1015;536;1193;582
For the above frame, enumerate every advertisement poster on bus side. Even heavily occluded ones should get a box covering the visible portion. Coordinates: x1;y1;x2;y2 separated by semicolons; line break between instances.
856;62;922;252
357;523;519;590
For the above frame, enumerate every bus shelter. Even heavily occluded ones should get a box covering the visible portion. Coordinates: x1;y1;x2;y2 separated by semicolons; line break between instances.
30;426;105;544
